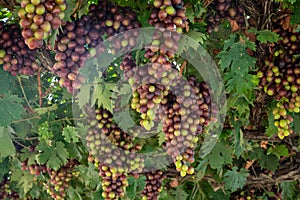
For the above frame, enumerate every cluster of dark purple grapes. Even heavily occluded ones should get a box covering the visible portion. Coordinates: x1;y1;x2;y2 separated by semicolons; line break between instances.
141;170;166;200
21;159;47;176
119;54;137;80
149;0;187;33
18;0;67;49
45;160;77;200
0;177;19;200
0;22;40;76
257;20;300;139
206;0;245;33
52;0;141;93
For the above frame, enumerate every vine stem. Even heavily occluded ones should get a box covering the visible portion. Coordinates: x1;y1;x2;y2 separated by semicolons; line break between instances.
179;60;187;76
38;68;43;108
17;76;33;111
12;139;30;150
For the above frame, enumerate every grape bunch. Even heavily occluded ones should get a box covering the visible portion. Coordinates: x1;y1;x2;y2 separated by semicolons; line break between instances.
148;0;186;33
0;22;40;76
18;0;67;49
119;53;137;80
85;105;144;173
272;102;294;139
206;0;245;34
52;1;141;93
257;19;300;138
21;159;47;176
45;160;77;200
85;105;145;200
141;170;166;200
99;164;129;200
0;177;19;200
162;76;212;177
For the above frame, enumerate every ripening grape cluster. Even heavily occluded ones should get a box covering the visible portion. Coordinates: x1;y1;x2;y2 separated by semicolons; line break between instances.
99;164;129;199
0;22;40;76
18;0;67;49
257;18;300;139
85;105;144;172
0;178;19;200
21;159;47;176
52;1;141;93
206;0;245;33
149;0;187;33
85;105;144;199
45;160;77;200
141;170;166;200
162;76;212;177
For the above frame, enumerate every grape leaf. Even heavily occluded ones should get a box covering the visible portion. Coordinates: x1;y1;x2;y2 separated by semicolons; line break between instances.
267;144;289;158
224;167;249;192
169;186;189;200
217;34;256;74
64;0;77;21
249;29;282;44
0;127;16;158
0;157;10;181
77;163;100;188
76;84;92;109
62;126;80;143
38;142;69;170
280;181;296;200
224;73;259;95
126;176;146;199
92;82;115;113
0;68;15;95
67;186;83;200
206;142;233;169
158;131;166;146
18;173;34;194
257;150;279;171
186;30;207;45
0;94;24;126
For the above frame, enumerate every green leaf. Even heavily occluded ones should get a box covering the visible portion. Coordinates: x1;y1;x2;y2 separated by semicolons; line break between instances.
38;142;69;170
38;122;53;142
127;176;146;199
76;84;92;109
0;94;24;126
78;0;90;18
18;173;34;194
257;151;279;171
280;181;296;200
206;142;233;169
169;186;189;200
77;163;100;188
62;125;80;143
0;157;10;180
64;0;77;21
158;131;166;146
185;30;207;45
0;68;15;95
92;82;115;113
224;167;249;192
0;127;16;158
267;144;289;158
217;34;256;73
67;186;83;200
249;29;282;44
